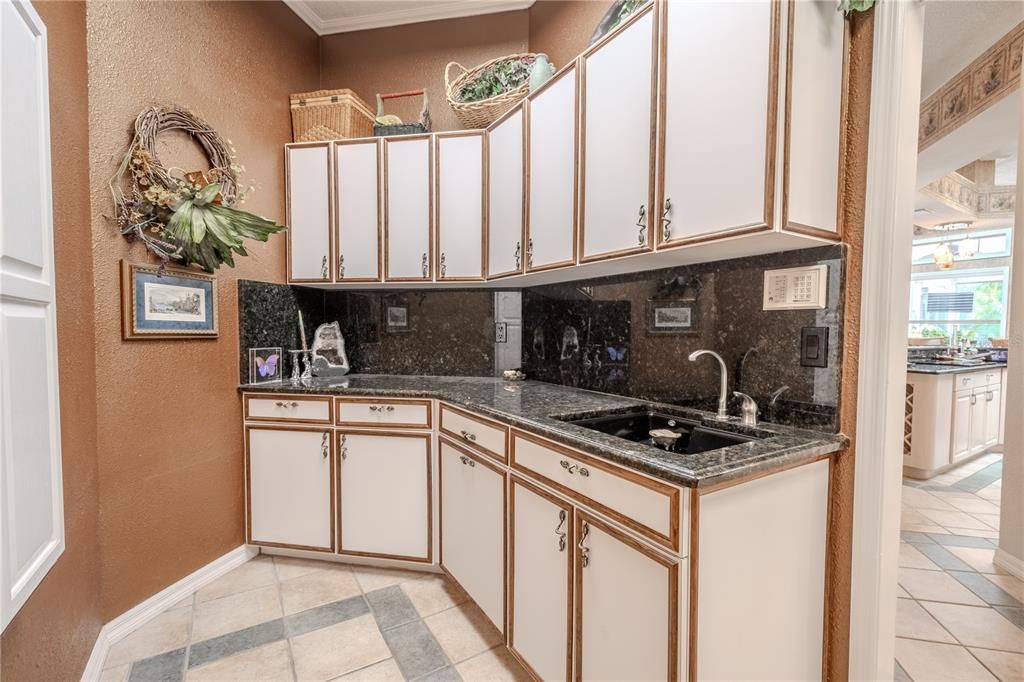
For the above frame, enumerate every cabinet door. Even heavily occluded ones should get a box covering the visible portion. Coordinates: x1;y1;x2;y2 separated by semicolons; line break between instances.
576;513;679;681
436;132;485;281
983;386;1001;449
335;140;381;281
509;477;573;682
580;6;656;261
247;426;334;551
951;392;973;462
487;108;525;279
783;0;847;236
384;136;433;281
287;143;332;281
440;440;505;632
339;431;431;561
526;66;577;271
659;1;775;245
969;392;989;455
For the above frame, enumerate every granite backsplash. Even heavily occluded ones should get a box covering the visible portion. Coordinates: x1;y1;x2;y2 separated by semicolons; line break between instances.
521;245;846;432
238;282;495;381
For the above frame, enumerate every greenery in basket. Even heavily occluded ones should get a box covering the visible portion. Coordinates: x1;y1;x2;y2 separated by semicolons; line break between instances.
458;56;536;103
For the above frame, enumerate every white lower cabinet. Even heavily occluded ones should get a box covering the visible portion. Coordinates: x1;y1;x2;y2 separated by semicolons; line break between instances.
952;391;974;462
339;431;431;561
439;439;506;632
246;426;334;551
509;477;574;682
576;513;680;682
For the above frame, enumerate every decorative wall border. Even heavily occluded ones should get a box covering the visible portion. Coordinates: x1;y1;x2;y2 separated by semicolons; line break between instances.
922;171;1016;218
918;21;1024;151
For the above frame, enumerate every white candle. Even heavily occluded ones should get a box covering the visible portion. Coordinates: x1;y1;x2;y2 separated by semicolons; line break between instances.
298;310;308;351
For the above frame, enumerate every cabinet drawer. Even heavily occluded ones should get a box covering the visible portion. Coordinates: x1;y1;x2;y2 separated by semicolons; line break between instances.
983;369;1003;387
511;430;682;551
954;371;991;393
244;395;333;424
439;404;509;463
336;398;432;429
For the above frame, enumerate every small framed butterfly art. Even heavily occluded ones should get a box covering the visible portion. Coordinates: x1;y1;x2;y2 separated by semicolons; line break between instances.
248;347;283;385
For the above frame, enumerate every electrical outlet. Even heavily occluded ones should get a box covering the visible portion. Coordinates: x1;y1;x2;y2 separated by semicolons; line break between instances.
495;322;508;343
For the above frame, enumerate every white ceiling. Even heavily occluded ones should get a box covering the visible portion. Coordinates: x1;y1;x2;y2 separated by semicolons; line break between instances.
920;0;1024;98
285;0;536;35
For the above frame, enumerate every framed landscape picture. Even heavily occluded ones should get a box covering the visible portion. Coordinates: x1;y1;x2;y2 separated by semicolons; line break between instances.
383;299;411;333
647;299;699;335
120;261;218;339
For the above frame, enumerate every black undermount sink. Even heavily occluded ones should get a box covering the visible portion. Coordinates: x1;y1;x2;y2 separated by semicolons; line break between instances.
563;410;757;455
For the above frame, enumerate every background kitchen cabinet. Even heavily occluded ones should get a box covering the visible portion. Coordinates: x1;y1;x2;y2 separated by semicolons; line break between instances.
509;477;573;682
657;1;774;245
526;66;578;272
334;139;381;281
338;431;431;561
487;107;525;279
435;132;485;281
439;439;505;632
575;513;678;681
286;143;332;281
580;5;656;261
246;426;334;551
783;0;847;236
384;136;433;281
952;390;974;461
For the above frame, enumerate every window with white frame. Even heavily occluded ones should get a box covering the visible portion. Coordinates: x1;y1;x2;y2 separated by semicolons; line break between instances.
908;268;1009;343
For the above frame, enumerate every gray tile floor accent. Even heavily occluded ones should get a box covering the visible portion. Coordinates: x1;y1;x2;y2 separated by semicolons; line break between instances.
187;618;286;669
285;593;369;637
994;605;1024;630
382;620;454;680
127;647;186;682
908;541;976;572
413;665;463;682
947;571;1023;607
366;585;421;631
949;461;1002;493
900;530;935;545
894;661;912;682
926;532;997;549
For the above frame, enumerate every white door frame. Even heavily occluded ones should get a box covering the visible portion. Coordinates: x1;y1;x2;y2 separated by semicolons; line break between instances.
848;1;925;678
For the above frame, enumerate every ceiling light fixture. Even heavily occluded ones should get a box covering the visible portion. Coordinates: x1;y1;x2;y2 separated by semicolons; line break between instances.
933;242;954;270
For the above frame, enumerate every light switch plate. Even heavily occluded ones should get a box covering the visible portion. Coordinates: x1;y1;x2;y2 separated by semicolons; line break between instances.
495;322;508;343
763;264;828;310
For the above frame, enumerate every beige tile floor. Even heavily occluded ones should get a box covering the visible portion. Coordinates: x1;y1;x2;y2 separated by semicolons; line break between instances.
896;454;1024;681
100;556;530;682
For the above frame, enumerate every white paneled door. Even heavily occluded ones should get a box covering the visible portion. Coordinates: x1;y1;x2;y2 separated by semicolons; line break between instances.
335;140;381;282
435;132;485;281
487;108;525;279
0;0;65;631
286;143;332;282
384;136;433;281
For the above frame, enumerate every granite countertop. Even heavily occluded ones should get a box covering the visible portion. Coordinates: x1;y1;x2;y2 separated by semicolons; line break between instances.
906;361;1007;375
240;375;846;489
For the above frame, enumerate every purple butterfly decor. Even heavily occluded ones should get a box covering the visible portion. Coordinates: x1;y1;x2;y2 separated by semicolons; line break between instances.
256;353;279;377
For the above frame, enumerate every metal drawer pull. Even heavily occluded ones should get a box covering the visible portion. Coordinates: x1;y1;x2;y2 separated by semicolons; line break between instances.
340;434;347;460
514;241;521;269
662;197;673;240
440;252;447;278
527;238;534;268
578;521;590;567
459;455;476;468
578;467;590;477
987;391;995;401
369;405;396;413
636;204;647;245
560;459;578;475
320;255;328;278
555;509;567;552
971;395;978;405
421;252;429;278
320;432;329;459
338;254;345;278
459;430;477;442
274;401;299;408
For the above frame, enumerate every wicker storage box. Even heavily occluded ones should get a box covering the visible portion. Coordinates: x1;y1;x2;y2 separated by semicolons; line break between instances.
290;89;374;142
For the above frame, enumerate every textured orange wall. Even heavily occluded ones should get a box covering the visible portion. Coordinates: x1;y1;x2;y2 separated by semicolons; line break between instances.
529;0;614;69
320;11;530;132
84;0;319;620
0;2;103;680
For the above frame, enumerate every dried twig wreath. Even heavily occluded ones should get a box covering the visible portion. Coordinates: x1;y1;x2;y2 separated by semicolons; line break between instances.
109;105;284;272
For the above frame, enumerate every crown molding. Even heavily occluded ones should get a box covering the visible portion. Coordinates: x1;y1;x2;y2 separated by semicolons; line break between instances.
285;0;536;36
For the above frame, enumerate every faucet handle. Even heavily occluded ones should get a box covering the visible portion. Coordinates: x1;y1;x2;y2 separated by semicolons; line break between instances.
733;392;759;427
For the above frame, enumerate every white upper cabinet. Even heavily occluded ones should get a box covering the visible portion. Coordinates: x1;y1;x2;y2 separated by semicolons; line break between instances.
658;0;775;245
335;140;381;281
526;66;578;272
784;0;847;236
580;6;656;261
436;132;485;281
487;107;525;279
287;143;332;281
0;0;65;631
384;135;433;281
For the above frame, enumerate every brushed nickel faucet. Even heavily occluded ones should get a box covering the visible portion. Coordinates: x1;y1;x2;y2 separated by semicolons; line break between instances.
688;349;729;420
769;385;791;407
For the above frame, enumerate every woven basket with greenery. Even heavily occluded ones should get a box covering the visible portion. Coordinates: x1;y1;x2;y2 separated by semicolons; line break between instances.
445;54;537;128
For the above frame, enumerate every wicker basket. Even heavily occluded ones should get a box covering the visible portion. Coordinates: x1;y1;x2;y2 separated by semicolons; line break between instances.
290;89;375;142
445;55;536;129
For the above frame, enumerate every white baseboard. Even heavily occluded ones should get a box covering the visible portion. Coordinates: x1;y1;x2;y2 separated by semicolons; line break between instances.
995;547;1024;580
80;545;257;681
